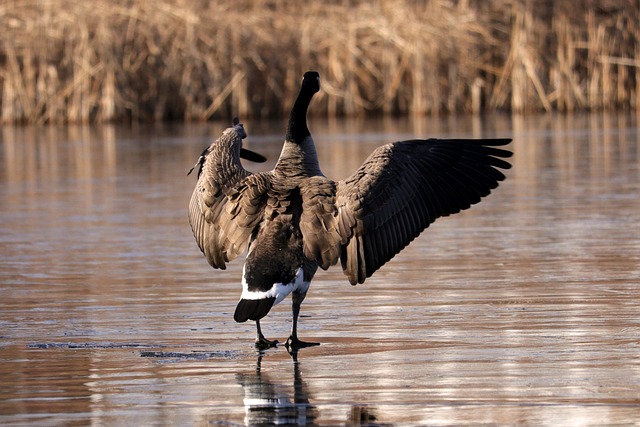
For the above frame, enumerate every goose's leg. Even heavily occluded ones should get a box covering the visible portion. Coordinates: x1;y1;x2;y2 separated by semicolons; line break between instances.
285;292;319;349
255;319;278;349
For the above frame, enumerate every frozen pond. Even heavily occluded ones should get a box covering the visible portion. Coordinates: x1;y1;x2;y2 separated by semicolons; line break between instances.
1;113;639;425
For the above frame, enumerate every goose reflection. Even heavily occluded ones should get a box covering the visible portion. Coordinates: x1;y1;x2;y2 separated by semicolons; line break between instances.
236;350;317;426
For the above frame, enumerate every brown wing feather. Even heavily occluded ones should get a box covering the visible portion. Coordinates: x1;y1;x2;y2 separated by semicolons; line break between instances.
218;172;272;262
335;138;512;285
188;127;262;269
189;180;230;268
299;176;342;270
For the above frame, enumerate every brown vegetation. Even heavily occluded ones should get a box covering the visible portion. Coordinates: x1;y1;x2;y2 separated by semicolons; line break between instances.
0;0;638;124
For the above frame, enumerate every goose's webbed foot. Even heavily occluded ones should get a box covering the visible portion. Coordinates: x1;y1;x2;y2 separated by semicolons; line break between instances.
255;319;278;349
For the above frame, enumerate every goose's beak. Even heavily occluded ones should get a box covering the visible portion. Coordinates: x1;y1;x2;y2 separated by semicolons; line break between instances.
240;148;267;163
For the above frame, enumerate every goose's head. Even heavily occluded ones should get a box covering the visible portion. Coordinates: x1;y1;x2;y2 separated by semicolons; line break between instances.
232;117;248;139
232;117;267;163
301;71;320;95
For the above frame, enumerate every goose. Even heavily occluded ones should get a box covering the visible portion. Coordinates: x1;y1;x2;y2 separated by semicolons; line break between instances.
189;71;512;349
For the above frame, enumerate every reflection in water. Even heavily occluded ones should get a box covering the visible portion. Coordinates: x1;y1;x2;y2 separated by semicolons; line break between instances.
236;351;317;426
235;350;388;427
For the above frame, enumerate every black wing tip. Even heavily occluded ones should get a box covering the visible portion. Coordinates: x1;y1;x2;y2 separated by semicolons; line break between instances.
421;138;513;160
483;138;512;147
434;138;514;166
489;156;513;170
468;138;513;168
239;148;268;163
187;145;210;177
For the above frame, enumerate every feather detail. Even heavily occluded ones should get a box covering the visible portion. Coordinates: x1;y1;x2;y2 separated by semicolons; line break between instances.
334;138;512;284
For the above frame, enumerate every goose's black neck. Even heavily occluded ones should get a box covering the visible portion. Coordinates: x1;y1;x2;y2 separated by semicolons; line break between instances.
285;71;320;143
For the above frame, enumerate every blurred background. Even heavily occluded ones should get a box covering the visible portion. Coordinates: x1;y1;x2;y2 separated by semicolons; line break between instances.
1;0;638;124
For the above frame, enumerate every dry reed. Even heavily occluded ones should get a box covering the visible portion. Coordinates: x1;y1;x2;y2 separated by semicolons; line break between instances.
0;0;638;124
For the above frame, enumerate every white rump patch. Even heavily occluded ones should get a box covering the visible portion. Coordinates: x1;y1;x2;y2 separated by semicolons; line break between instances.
240;266;310;306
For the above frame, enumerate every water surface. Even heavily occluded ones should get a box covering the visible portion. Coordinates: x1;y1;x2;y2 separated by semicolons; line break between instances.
1;114;639;426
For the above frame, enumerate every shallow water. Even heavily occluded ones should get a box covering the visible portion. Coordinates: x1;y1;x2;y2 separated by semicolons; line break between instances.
1;113;639;426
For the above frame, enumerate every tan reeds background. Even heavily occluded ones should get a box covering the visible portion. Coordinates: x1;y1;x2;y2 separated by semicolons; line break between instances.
0;0;638;124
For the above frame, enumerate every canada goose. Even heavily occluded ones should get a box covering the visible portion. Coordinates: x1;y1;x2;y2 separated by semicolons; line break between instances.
189;71;512;349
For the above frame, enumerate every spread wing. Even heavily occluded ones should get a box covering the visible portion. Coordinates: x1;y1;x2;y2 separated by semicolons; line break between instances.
332;138;512;285
188;126;269;269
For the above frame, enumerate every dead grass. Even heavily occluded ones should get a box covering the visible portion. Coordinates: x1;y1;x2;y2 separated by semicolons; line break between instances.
0;0;638;124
